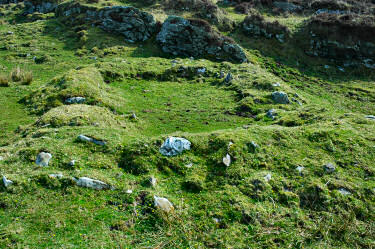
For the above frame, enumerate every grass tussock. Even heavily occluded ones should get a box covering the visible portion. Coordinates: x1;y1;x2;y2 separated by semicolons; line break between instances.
10;67;33;85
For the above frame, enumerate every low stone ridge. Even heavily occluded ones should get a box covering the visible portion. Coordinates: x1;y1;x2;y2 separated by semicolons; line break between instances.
24;1;60;14
157;16;247;63
56;3;157;43
306;13;375;63
242;13;290;43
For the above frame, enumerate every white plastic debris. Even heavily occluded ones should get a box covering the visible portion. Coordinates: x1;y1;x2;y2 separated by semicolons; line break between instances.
160;137;191;156
154;196;174;213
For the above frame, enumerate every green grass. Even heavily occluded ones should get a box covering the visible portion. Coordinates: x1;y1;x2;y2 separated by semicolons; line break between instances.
0;1;375;248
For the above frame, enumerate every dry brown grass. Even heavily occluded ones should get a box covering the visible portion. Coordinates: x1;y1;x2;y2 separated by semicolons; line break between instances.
0;74;9;87
10;67;33;85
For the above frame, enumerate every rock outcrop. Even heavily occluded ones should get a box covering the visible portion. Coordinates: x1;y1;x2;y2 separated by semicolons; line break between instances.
306;13;375;66
56;3;157;43
24;1;60;14
157;16;247;63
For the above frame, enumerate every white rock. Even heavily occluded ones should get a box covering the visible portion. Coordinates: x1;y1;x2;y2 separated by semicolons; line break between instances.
338;188;351;196
296;166;304;174
149;176;157;187
264;173;272;182
365;115;375;120
154;196;174;213
272;82;281;87
49;173;63;179
74;177;111;190
160;137;191;156
126;189;133;194
2;176;13;188
0;156;3;161
36;152;52;167
223;154;231;167
185;163;193;168
69;160;76;166
77;135;106;146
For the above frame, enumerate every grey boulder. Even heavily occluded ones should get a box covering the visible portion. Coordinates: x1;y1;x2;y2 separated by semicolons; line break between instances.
272;91;290;104
74;177;112;190
160;137;191;157
36;152;52;167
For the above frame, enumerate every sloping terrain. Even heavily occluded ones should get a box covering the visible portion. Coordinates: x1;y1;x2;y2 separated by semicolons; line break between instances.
0;0;375;248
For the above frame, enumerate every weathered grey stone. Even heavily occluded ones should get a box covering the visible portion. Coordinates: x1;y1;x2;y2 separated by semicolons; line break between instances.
65;97;86;104
160;137;191;157
149;176;157;187
338;188;351;195
365;115;375;120
36;152;52;167
77;135;107;146
324;163;336;173
24;1;58;14
266;109;277;120
157;16;247;63
154;196;174;213
2;176;13;188
264;173;272;182
296;166;304;175
74;177;111;190
49;173;63;179
224;72;233;84
97;6;157;42
273;1;302;12
272;91;290;104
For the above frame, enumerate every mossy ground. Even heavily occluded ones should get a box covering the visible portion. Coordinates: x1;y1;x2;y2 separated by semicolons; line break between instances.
0;1;375;248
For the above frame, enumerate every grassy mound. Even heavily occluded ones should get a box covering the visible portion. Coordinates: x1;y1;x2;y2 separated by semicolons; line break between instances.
37;104;128;128
22;67;123;114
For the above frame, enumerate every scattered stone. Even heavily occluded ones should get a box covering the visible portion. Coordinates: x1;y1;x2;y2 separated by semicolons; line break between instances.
160;137;191;157
7;31;13;35
197;68;206;74
266;109;277;120
126;189;133;194
154;196;174;213
338;66;345;72
296;166;304;175
365;115;375;120
36;152;52;167
2;176;13;188
324;65;330;69
68;160;76;167
74;177;112;190
272;82;281;87
324;163;336;173
213;218;220;224
185;163;193;168
223;153;231;167
77;135;107;146
149;176;157;187
130;113;138;120
49;173;63;179
272;91;290;104
273;1;302;12
264;173;272;182
338;188;351;196
0;156;3;161
65;97;86;104
224;72;233;84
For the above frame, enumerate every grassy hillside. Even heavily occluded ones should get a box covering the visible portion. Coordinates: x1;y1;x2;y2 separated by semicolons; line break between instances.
0;0;375;248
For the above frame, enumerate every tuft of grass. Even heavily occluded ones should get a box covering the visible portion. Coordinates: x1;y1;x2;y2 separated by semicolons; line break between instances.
9;66;33;85
0;74;9;87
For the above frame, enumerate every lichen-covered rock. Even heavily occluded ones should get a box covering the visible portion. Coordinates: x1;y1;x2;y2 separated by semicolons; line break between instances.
65;97;85;104
160;137;191;157
97;6;157;43
74;177;112;190
272;91;290;104
36;152;52;167
77;135;107;146
24;1;60;14
157;16;247;63
56;2;156;43
154;196;174;213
